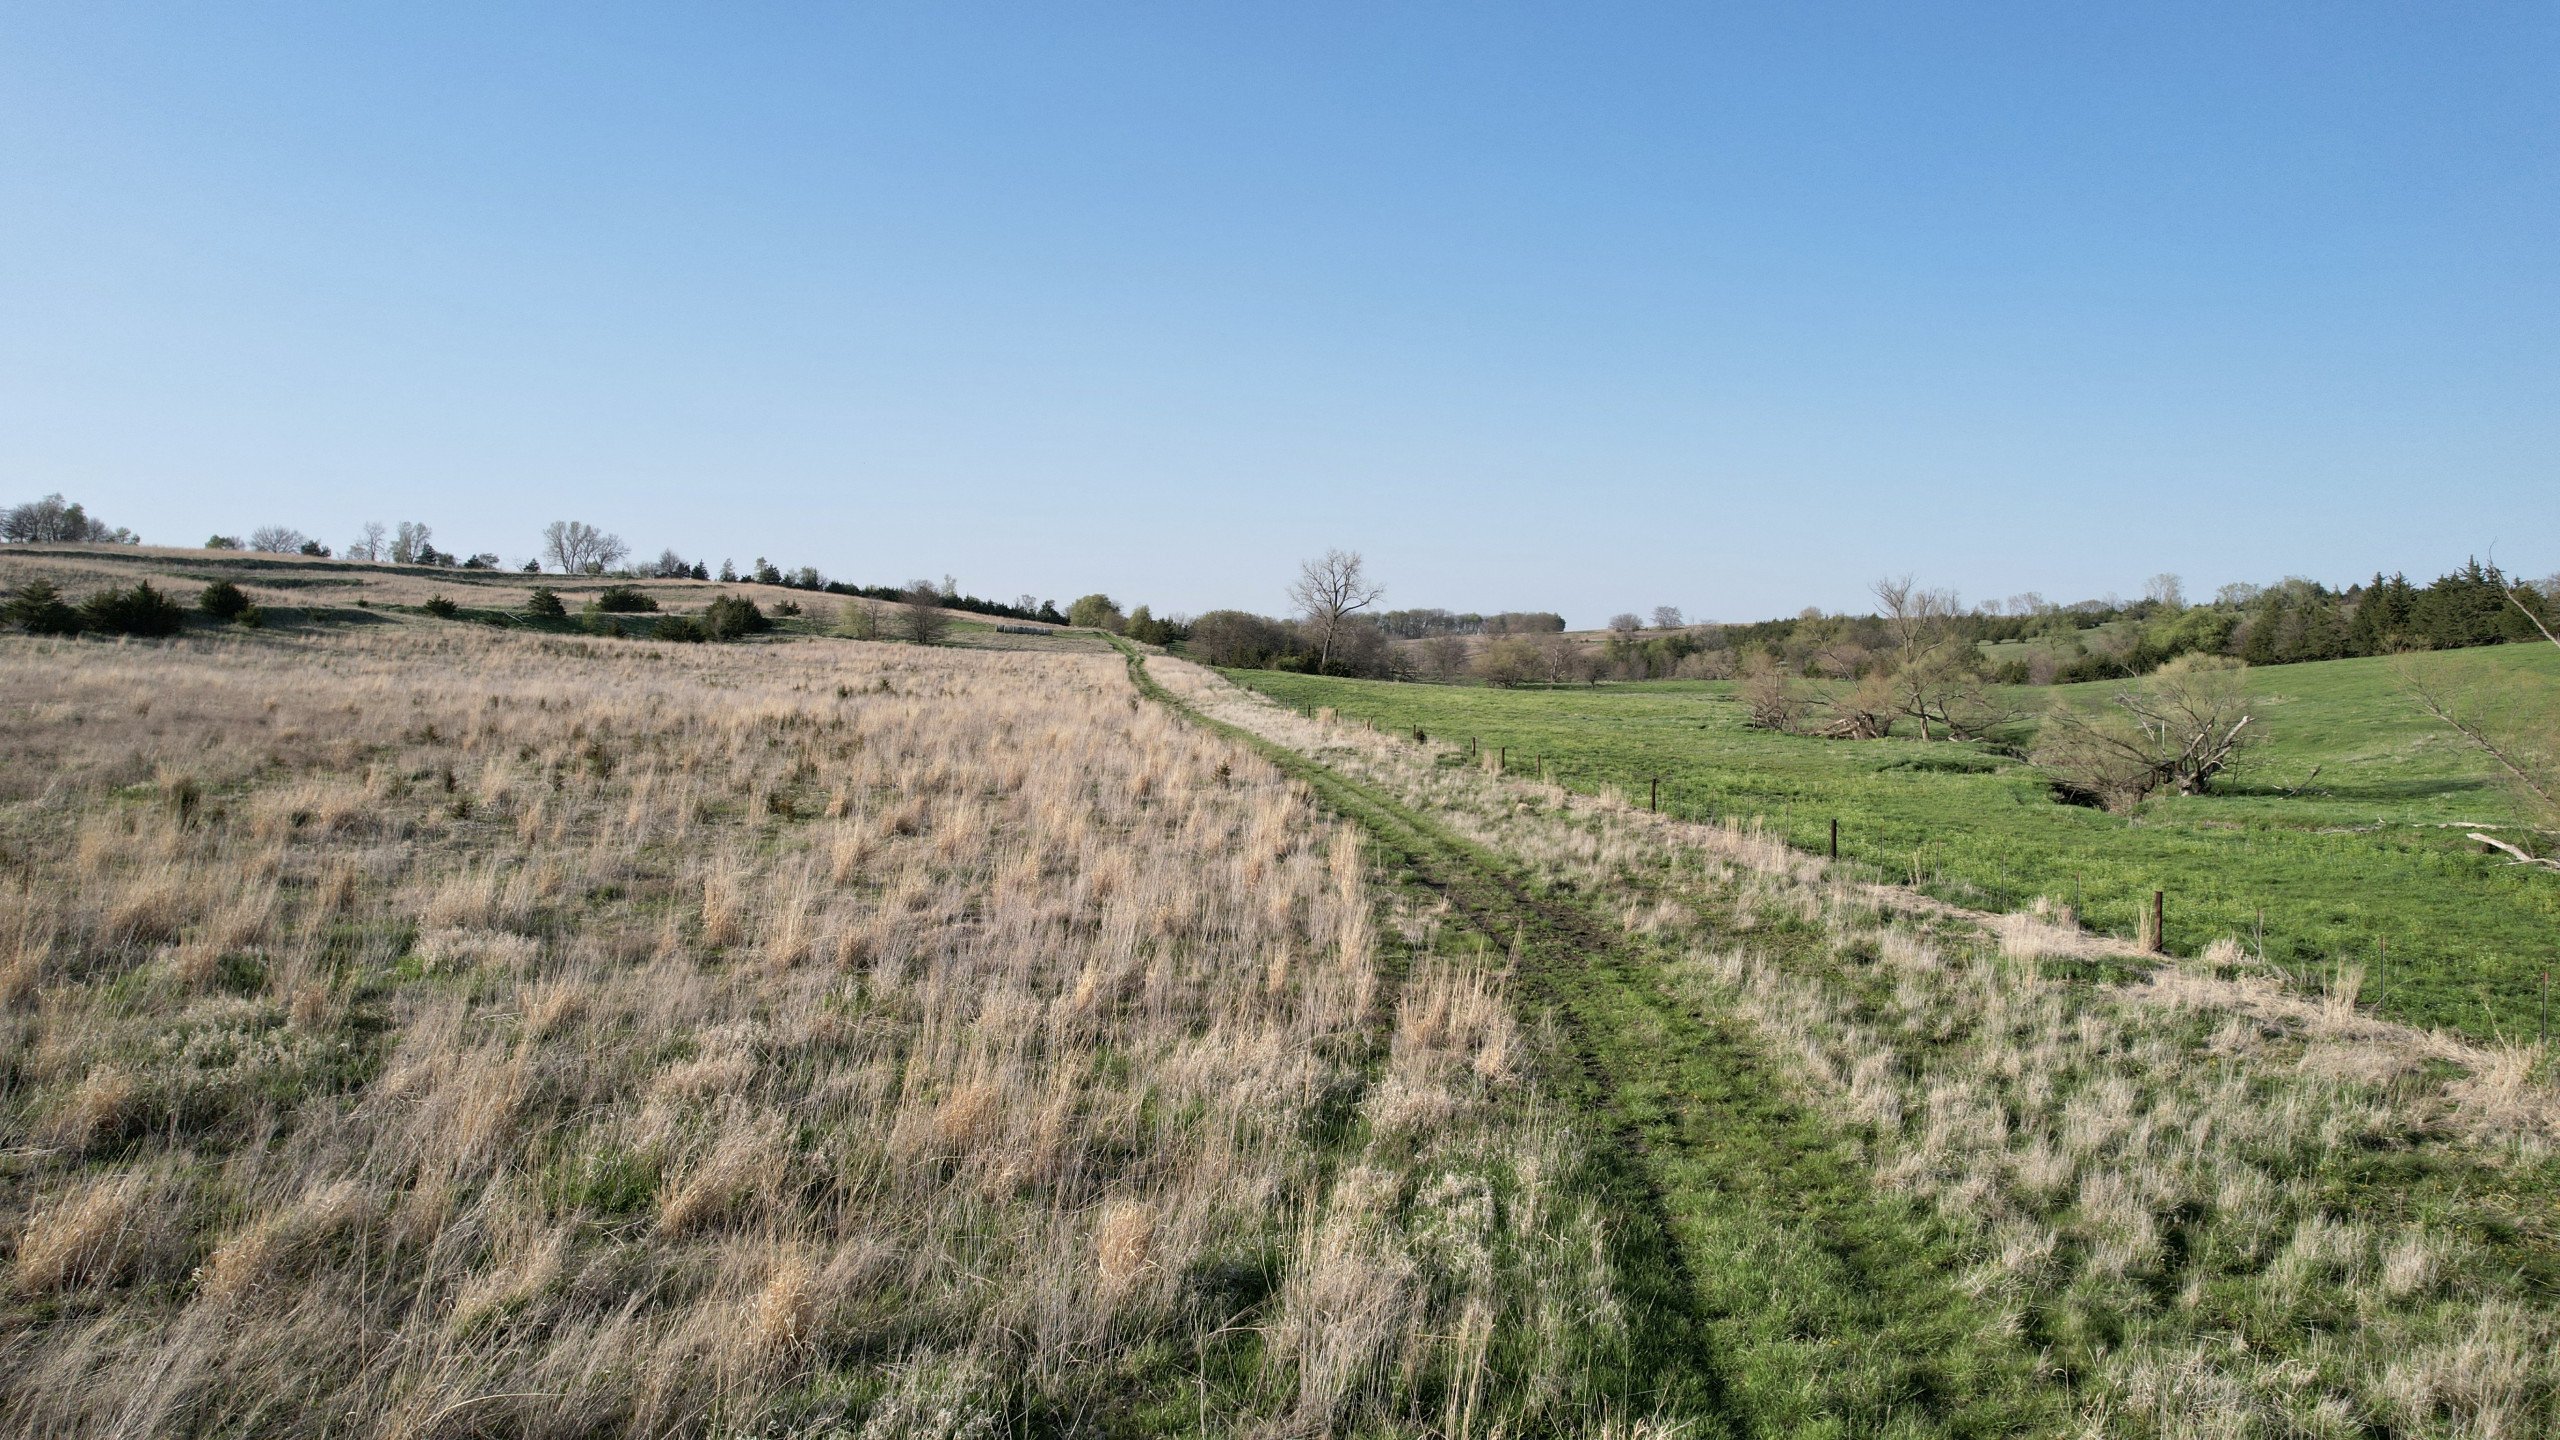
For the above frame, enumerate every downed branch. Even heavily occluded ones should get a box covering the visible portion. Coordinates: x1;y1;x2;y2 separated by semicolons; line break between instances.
2468;832;2560;871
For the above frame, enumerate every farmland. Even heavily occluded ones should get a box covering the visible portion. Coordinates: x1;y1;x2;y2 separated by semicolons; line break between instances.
1229;645;2560;1043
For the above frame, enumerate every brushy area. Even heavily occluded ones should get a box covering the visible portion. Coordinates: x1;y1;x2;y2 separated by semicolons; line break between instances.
1165;657;2560;1439
0;626;1646;1438
1225;646;2560;1042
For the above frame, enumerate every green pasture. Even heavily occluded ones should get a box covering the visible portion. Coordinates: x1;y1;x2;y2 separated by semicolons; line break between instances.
1229;645;2560;1043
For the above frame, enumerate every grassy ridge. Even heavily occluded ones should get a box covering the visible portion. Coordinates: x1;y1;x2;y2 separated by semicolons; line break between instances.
1227;645;2560;1043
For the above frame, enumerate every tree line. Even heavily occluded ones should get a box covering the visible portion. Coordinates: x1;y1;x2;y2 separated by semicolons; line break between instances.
0;495;1074;627
1590;562;2559;686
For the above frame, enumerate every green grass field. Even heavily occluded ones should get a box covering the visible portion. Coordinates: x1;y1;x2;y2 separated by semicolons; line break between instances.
1228;644;2560;1043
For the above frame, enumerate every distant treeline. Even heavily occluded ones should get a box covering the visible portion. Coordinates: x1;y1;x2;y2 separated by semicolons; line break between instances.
1375;608;1567;638
1633;561;2556;684
1191;561;2557;687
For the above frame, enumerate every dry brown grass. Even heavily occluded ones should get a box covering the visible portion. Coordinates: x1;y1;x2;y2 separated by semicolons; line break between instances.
0;623;1626;1435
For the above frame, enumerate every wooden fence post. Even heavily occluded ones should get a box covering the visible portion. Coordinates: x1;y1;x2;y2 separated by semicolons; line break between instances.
1829;818;1838;861
2150;890;2165;954
1649;777;1659;812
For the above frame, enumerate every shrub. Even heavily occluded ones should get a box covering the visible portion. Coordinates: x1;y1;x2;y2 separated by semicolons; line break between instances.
80;581;185;636
421;595;460;619
653;615;707;643
1185;610;1298;668
1476;635;1547;689
773;599;801;618
2034;655;2258;811
204;535;242;550
237;605;268;629
523;587;566;619
590;584;658;614
4;577;82;635
701;595;769;641
199;579;251;621
1067;593;1125;631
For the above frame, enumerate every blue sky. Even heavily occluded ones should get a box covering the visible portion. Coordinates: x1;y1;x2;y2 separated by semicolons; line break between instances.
2;4;2551;622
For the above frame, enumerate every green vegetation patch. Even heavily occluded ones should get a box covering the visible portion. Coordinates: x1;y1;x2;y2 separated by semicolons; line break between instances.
1232;644;2560;1041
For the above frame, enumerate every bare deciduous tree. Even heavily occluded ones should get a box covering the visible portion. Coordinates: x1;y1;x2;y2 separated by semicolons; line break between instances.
2144;573;2186;609
248;525;309;554
1650;605;1683;631
1607;612;1642;634
2405;578;2560;869
542;520;628;575
901;581;951;646
1420;633;1470;682
1288;549;1384;673
0;493;134;544
2034;655;2257;811
347;522;387;562
1737;653;1809;733
389;522;433;565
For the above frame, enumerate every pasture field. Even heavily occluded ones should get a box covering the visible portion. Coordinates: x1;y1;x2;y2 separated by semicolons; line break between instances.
1147;648;2560;1438
1228;645;2560;1043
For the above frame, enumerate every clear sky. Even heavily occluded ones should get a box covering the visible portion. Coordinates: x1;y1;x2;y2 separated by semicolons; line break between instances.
2;4;2551;623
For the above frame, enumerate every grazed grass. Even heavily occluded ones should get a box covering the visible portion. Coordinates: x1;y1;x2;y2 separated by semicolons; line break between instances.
1227;644;2560;1042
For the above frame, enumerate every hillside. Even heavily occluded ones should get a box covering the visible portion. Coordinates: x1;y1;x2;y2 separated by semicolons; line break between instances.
0;544;1087;651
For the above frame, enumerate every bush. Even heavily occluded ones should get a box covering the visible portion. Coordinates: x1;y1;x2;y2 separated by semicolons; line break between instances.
1067;593;1125;631
199;579;250;621
421;595;460;619
1185;610;1299;668
1476;635;1547;689
773;599;801;618
590;584;658;614
4;577;82;635
524;587;566;619
2033;655;2258;811
80;582;185;636
237;605;267;629
701;595;769;641
652;615;707;643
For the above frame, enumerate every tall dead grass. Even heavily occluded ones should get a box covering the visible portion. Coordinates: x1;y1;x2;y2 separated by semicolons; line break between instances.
0;626;1624;1436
